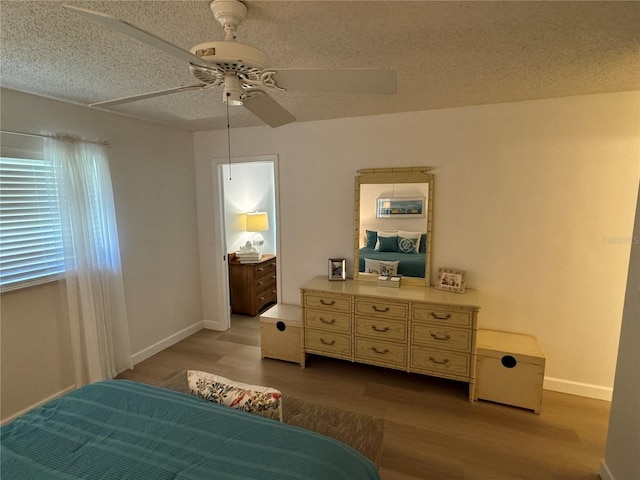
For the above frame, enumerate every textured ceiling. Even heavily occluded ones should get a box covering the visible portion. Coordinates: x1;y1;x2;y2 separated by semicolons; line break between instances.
1;1;639;131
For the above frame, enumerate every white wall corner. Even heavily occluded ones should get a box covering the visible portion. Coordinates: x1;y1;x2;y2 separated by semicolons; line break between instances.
1;385;75;426
131;321;204;365
599;459;615;480
203;318;227;331
543;377;613;401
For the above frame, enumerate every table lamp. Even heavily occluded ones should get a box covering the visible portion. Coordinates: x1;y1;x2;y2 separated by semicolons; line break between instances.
245;211;269;249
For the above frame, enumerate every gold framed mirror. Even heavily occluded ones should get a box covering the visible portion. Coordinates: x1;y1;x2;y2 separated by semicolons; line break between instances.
354;167;434;286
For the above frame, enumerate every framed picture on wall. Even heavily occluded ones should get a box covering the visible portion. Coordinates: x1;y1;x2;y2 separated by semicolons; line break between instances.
328;258;346;281
376;196;425;218
434;268;466;293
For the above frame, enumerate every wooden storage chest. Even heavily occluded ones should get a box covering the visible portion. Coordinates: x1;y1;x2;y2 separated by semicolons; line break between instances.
259;304;303;364
474;329;546;413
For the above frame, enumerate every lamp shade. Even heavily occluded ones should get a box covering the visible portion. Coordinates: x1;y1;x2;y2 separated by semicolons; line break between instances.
245;212;269;232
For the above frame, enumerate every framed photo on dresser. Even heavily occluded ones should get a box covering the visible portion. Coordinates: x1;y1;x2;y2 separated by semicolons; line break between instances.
328;258;346;281
435;268;466;293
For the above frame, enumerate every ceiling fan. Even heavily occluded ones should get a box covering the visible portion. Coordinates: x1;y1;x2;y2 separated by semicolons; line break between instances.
63;0;398;128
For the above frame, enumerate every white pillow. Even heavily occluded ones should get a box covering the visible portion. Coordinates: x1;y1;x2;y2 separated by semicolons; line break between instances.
187;370;283;421
374;230;397;250
398;230;421;254
364;258;399;276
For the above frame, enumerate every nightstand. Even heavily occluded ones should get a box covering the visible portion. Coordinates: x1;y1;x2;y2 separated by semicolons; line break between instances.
228;254;277;316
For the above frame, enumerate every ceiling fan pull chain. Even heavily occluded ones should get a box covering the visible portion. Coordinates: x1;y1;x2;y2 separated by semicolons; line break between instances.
226;93;232;180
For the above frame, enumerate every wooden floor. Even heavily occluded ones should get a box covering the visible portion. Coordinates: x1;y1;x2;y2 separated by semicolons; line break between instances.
118;315;611;480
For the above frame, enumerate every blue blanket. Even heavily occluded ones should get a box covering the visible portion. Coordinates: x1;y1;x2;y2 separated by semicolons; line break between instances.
1;380;380;480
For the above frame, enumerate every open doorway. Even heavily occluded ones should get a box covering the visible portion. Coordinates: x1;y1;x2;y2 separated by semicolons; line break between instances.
219;157;279;326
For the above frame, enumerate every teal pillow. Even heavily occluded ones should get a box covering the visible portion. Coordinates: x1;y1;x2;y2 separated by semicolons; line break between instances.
365;230;377;249
419;233;427;253
378;235;398;252
398;236;418;254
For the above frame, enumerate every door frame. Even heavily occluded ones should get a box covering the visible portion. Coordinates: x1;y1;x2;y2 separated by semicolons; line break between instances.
214;154;280;330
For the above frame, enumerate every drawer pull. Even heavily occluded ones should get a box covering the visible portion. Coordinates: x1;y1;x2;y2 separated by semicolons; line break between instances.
320;299;336;306
372;305;390;313
372;325;390;332
430;312;451;320
319;317;336;325
430;332;451;341
257;267;265;272
371;347;389;355
428;356;449;365
320;338;336;346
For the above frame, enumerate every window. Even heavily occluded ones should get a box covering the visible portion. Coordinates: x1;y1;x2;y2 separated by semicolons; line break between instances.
0;153;65;291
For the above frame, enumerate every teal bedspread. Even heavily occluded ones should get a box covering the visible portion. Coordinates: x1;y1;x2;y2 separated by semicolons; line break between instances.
1;380;380;480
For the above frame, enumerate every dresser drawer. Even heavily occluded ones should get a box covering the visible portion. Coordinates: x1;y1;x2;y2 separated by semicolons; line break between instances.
412;305;471;327
254;259;276;280
355;316;406;342
411;324;471;352
255;273;276;292
305;330;351;356
355;298;408;319
355;338;406;368
304;293;351;313
410;346;470;377
305;309;351;334
255;287;277;313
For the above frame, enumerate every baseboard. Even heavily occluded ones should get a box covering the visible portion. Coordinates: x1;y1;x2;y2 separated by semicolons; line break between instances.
203;318;226;331
1;385;75;426
131;320;204;365
598;459;615;480
543;376;613;401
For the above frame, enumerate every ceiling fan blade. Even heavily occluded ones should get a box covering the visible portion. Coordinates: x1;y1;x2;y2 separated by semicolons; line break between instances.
89;84;207;108
243;92;296;128
269;69;397;95
62;5;211;69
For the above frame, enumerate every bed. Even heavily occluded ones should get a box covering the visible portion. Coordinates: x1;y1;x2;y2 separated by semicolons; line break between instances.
0;380;381;480
358;230;427;278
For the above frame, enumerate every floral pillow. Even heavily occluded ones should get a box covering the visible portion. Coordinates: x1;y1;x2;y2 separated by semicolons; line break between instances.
187;370;283;421
364;258;399;276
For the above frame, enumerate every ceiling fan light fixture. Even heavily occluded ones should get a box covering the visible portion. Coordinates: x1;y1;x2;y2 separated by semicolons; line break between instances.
223;74;245;105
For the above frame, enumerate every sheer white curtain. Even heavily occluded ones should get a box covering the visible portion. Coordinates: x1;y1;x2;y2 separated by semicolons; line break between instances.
45;135;132;386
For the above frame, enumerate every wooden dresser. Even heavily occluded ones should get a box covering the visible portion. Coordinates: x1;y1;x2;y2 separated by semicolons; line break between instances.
300;276;480;400
228;254;277;316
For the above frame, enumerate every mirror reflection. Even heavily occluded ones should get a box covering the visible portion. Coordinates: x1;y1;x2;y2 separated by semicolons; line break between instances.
354;168;433;286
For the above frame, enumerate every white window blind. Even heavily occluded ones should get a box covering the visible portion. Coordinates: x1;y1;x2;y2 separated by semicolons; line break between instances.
0;143;65;290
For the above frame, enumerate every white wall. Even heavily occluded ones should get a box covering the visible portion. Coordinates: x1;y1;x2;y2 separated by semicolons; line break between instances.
194;91;639;399
222;160;277;255
600;184;639;480
0;88;203;421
